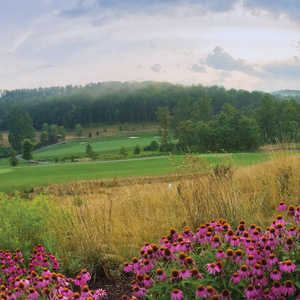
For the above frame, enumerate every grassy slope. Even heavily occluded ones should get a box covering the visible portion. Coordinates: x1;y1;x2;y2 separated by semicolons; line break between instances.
33;132;160;160
0;152;271;192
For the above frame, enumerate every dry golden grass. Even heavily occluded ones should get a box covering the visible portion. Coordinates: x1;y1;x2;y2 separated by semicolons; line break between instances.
45;151;300;276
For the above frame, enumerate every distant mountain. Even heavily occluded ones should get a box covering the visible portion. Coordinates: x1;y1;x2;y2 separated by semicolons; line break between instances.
273;90;300;97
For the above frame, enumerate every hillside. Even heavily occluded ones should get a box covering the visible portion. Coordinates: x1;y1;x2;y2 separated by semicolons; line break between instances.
273;89;300;97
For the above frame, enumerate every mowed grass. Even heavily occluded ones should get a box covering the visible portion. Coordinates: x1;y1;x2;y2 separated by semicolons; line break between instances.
0;152;272;193
33;131;160;160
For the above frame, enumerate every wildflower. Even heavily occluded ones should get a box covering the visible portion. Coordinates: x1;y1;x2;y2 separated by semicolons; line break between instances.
234;249;243;264
270;268;281;281
238;265;250;279
191;267;203;279
230;272;241;284
123;262;133;273
225;248;234;260
278;202;287;211
132;285;147;298
206;286;216;297
28;287;40;300
244;285;256;299
216;249;224;259
143;274;154;288
156;268;167;281
282;280;295;296
221;289;231;300
171;288;183;300
195;285;207;298
179;269;191;279
279;260;296;273
271;281;282;296
171;270;180;282
211;235;222;248
184;256;194;266
206;262;221;275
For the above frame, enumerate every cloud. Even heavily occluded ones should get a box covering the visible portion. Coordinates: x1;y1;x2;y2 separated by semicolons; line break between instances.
151;64;162;73
263;57;300;79
243;0;300;23
190;64;206;73
205;47;257;75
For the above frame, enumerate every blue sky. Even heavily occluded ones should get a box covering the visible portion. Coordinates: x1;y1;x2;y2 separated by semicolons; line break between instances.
1;0;300;91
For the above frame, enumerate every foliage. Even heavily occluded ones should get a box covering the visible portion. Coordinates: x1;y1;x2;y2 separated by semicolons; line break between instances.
9;149;18;166
75;123;83;137
156;106;173;146
86;143;95;159
144;140;160;152
22;138;34;160
0;193;58;259
134;145;141;155
7;106;35;152
0;145;12;158
120;146;128;157
123;202;300;299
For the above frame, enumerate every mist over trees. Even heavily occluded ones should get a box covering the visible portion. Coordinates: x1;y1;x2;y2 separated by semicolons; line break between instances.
2;81;300;153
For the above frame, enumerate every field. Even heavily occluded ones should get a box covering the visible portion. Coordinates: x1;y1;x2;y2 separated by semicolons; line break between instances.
33;131;161;161
0;152;272;193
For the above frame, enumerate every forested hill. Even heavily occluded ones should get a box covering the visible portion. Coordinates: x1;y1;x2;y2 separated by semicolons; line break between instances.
0;81;282;129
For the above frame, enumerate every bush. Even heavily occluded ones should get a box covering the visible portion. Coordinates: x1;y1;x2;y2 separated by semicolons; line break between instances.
144;140;159;151
134;145;141;155
0;145;12;158
0;193;58;259
159;142;175;152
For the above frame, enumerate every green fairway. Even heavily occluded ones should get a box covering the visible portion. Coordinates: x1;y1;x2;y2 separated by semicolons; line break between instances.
33;131;160;160
0;152;273;193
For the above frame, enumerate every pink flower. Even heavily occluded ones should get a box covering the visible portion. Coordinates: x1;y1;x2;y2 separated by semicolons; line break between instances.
206;262;221;275
279;260;296;273
277;202;287;211
195;285;207;298
282;280;295;296
179;269;191;279
95;288;107;298
244;285;256;299
171;288;184;300
270;269;281;281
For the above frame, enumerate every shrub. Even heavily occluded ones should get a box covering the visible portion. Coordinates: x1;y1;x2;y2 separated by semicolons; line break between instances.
0;193;58;259
144;140;159;152
134;145;141;155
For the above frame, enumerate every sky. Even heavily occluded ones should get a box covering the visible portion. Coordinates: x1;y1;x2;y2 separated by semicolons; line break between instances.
1;0;300;91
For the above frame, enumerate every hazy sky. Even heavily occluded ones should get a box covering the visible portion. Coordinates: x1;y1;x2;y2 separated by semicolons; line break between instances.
1;0;300;91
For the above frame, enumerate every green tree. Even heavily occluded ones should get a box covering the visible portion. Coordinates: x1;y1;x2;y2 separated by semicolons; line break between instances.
0;133;3;144
156;106;173;145
22;139;34;160
40;131;48;145
58;126;66;140
134;145;141;155
86;143;94;158
48;124;59;144
75;124;83;137
7;107;35;152
120;146;128;157
9;150;18;167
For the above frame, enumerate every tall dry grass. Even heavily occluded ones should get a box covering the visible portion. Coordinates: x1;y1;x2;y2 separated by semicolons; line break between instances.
45;151;300;276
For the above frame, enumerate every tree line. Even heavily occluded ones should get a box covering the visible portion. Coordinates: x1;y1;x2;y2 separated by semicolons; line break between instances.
2;82;300;156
